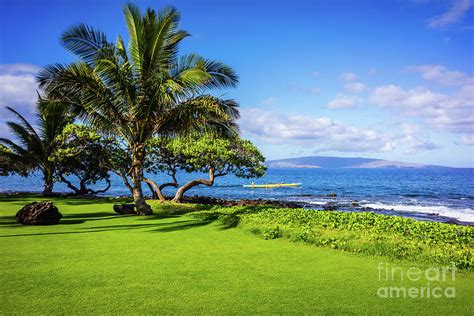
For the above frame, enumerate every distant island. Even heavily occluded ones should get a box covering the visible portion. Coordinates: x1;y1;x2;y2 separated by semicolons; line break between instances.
266;156;452;169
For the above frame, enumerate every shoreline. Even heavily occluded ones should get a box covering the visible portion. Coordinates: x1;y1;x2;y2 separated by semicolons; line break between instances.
1;191;473;226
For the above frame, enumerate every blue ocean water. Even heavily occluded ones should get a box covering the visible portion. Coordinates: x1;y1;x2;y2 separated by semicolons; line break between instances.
1;168;473;224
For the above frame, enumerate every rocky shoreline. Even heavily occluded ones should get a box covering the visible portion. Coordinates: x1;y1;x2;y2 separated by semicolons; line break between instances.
2;191;472;226
179;195;304;208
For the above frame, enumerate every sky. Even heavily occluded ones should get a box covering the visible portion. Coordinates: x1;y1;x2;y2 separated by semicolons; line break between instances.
0;0;473;167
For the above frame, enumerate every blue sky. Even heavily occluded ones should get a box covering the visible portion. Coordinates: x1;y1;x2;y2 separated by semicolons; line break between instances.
0;0;473;167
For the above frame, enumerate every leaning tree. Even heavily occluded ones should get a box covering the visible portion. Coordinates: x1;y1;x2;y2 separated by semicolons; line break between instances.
38;4;239;215
0;102;72;196
169;134;266;202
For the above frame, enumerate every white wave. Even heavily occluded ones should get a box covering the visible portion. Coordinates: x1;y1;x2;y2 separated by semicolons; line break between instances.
361;203;474;223
303;200;327;206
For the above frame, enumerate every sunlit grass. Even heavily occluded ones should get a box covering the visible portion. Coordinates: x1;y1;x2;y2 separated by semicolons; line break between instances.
0;197;473;314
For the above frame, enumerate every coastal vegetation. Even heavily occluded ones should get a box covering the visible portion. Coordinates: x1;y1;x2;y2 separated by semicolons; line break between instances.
0;103;72;196
0;196;473;314
192;206;474;269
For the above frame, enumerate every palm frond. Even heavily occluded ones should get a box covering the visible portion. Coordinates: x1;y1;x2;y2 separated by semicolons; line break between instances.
157;95;240;136
202;59;239;89
5;106;41;142
123;3;145;75
0;137;34;159
61;23;110;64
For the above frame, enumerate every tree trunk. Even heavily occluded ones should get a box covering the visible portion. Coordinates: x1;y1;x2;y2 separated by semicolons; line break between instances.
145;181;159;199
119;173;133;196
143;177;166;201
59;174;81;195
131;146;152;215
42;167;54;197
172;169;217;203
88;178;111;195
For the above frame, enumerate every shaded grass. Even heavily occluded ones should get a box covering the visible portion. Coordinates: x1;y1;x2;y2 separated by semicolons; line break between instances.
0;197;473;314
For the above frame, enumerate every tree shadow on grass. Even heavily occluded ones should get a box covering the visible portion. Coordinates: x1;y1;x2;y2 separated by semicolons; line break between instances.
0;217;214;238
149;220;213;232
0;194;130;206
0;212;130;227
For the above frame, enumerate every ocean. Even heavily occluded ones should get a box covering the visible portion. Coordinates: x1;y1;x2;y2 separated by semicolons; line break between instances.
1;168;473;225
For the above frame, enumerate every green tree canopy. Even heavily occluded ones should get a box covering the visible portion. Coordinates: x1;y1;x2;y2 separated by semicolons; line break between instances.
51;124;111;195
0;102;72;196
37;3;239;214
164;134;266;202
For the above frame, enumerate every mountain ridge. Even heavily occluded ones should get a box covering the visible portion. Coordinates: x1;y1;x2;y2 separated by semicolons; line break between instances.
266;156;452;169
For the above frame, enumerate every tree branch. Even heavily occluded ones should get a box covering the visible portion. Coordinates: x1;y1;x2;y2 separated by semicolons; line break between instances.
143;177;166;201
172;168;215;202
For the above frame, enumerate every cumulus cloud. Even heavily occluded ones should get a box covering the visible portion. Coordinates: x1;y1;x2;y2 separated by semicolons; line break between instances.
370;84;474;135
344;82;366;93
459;134;474;145
326;94;358;109
239;108;437;154
339;72;358;81
406;64;474;86
427;0;473;28
261;97;276;106
402;135;441;154
0;63;41;120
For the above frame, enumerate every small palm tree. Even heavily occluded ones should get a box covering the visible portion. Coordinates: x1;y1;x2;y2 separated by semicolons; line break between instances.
0;103;71;196
38;4;239;214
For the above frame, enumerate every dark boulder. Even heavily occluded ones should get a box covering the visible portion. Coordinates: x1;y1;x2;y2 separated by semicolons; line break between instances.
351;201;360;207
113;204;136;214
16;201;62;225
322;202;338;211
180;196;303;208
327;192;337;197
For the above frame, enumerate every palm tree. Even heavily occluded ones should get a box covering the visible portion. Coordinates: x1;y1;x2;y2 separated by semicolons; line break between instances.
37;4;239;215
0;103;71;196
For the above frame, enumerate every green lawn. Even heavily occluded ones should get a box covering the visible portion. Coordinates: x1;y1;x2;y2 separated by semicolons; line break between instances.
1;196;473;314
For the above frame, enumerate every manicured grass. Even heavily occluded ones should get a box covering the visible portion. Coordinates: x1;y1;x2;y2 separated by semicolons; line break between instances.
193;206;474;269
0;196;473;314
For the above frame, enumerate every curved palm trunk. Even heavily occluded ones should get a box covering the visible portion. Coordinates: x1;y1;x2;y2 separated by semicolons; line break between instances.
131;147;153;215
42;166;54;197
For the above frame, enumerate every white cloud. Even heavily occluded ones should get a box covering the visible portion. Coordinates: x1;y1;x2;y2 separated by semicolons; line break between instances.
0;64;41;75
406;64;474;86
240;108;437;154
344;82;366;93
326;94;358;109
0;64;41;120
402;135;441;154
261;97;276;106
427;0;473;28
459;134;474;145
370;84;474;135
339;72;358;81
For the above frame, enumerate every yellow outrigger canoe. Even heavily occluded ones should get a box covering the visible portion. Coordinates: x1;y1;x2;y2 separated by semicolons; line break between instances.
243;183;302;188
